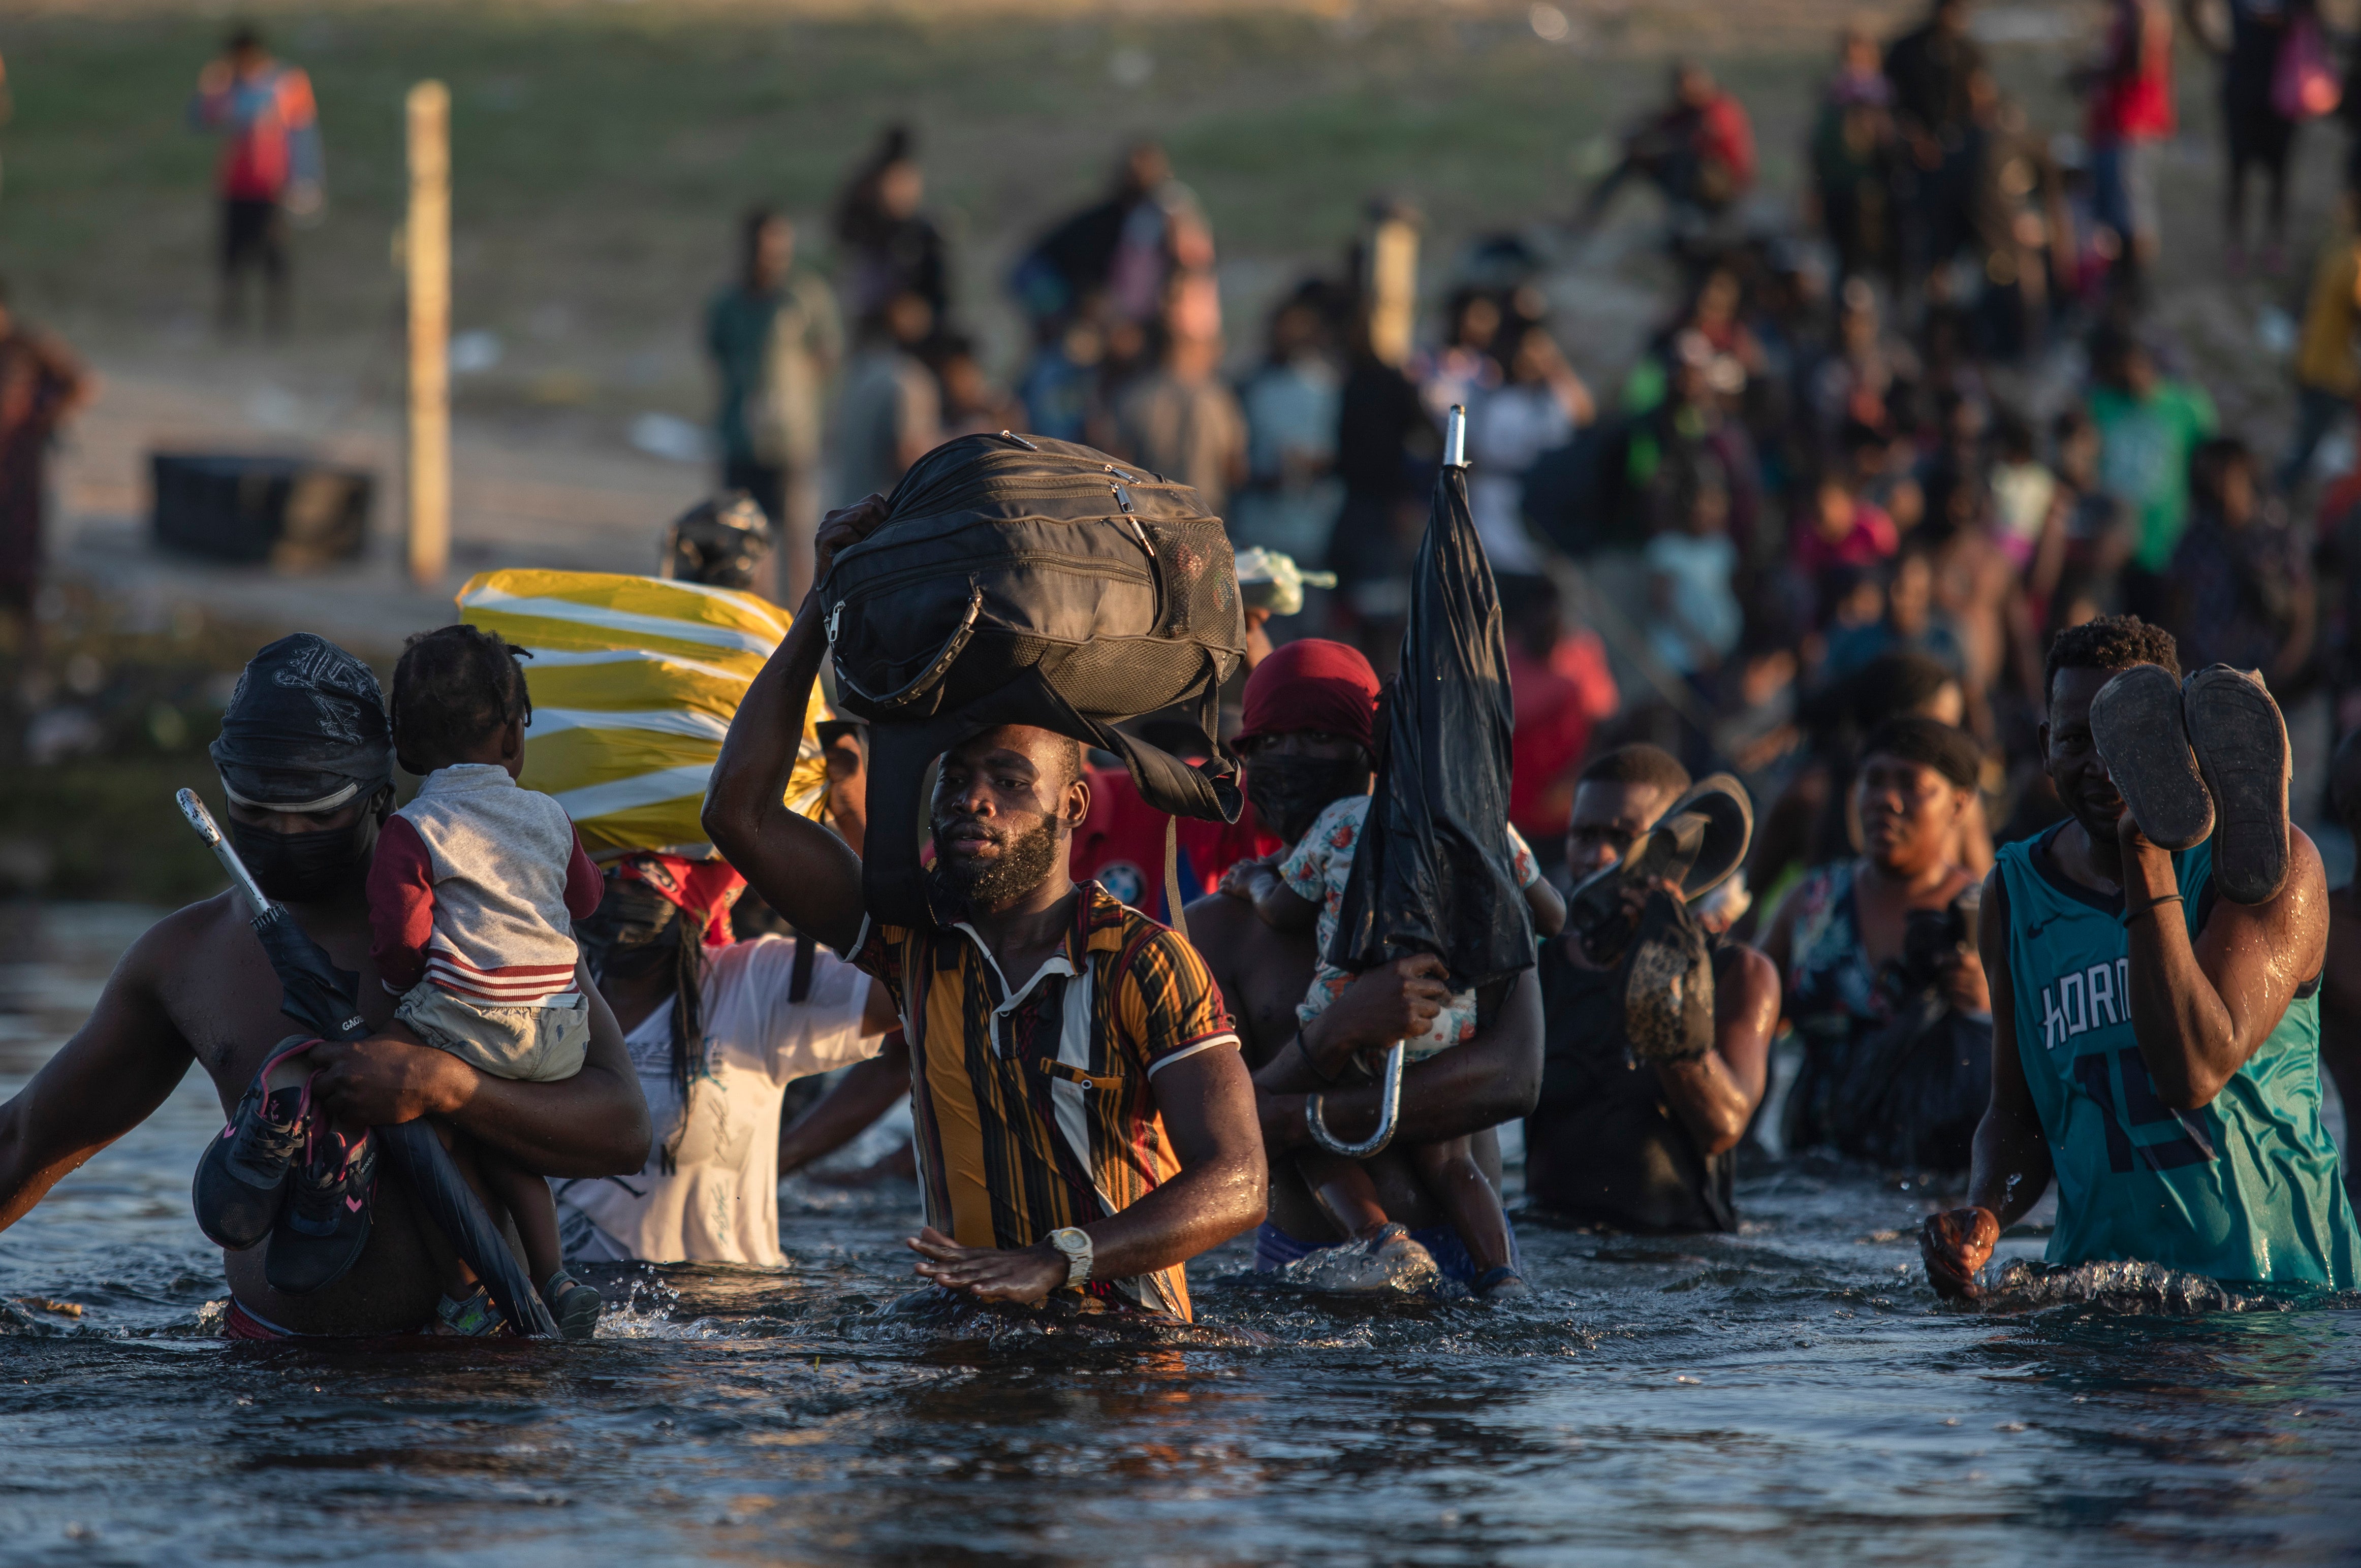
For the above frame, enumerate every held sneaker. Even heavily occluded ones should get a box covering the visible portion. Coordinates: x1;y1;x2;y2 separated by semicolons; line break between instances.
264;1125;377;1296
540;1269;603;1341
191;1037;319;1251
2088;663;2214;851
2183;664;2293;905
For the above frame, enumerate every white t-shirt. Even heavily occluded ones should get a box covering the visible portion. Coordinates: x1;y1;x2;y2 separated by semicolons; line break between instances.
556;936;878;1266
1467;382;1572;575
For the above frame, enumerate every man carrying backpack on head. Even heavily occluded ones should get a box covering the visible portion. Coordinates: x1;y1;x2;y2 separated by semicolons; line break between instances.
705;493;1267;1320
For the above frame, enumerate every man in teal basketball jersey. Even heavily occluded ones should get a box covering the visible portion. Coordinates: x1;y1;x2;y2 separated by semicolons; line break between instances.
1923;615;2359;1297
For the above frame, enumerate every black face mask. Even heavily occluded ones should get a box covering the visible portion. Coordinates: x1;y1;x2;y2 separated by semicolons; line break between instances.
229;808;382;903
1247;755;1370;845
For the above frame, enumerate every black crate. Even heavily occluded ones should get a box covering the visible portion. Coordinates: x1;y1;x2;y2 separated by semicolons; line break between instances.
149;453;373;568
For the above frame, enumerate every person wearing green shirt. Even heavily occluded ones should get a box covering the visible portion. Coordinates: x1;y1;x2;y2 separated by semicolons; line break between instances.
706;209;842;601
2085;330;2216;573
1922;615;2358;1299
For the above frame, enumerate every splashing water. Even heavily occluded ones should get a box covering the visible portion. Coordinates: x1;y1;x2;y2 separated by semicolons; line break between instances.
1975;1258;2295;1315
2;905;2357;1564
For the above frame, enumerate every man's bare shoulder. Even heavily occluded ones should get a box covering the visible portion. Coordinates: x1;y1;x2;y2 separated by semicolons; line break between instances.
1716;941;1779;998
115;891;244;983
1177;894;1260;968
2256;827;2327;925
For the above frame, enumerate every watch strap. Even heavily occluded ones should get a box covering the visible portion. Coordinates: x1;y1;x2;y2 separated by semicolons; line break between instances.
1049;1226;1092;1287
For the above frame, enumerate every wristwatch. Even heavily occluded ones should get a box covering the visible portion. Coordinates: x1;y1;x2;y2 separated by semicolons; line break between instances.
1047;1226;1093;1287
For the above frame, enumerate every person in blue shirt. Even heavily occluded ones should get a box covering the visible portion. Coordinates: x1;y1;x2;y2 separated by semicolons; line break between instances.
1923;614;2358;1296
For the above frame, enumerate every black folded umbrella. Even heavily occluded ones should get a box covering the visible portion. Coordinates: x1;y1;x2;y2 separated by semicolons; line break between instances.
1310;411;1535;1157
1327;414;1536;995
180;791;558;1338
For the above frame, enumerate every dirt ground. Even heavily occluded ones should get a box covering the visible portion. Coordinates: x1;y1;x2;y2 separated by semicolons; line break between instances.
9;1;2354;631
4;0;2359;894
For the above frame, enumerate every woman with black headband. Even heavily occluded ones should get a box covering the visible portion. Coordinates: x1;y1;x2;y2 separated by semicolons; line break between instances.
1761;715;1992;1163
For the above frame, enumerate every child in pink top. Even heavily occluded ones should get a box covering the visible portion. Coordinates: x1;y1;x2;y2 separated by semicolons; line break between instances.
1793;473;1898;577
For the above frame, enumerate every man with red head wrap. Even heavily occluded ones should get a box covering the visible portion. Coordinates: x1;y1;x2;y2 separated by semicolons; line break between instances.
1184;640;1551;1290
1070;639;1372;915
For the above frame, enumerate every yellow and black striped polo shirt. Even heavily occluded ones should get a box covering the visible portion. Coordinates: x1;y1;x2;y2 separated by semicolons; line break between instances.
854;880;1239;1320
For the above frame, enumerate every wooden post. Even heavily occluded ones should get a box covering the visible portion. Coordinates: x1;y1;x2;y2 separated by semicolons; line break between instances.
405;81;450;587
1365;203;1419;369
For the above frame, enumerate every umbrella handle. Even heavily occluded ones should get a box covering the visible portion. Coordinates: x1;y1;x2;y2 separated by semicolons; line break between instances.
1442;404;1467;470
1305;1041;1406;1159
177;789;276;921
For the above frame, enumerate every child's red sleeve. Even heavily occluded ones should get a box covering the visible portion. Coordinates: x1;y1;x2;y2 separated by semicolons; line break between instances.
563;830;605;921
367;815;437;995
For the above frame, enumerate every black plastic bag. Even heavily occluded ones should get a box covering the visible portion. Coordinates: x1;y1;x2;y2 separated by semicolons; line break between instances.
1825;997;1993;1173
1327;456;1535;995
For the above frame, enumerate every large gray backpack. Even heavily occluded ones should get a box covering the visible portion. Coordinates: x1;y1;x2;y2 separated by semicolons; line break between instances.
818;432;1245;925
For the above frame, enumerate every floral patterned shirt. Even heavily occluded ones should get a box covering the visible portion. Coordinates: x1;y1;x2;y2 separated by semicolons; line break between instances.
1279;794;1539;1060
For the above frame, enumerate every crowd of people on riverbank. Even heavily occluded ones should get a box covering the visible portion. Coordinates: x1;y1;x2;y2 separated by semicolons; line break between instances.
3;1;2361;1335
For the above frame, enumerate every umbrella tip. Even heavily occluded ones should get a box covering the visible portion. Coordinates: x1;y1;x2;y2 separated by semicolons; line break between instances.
1442;405;1467;471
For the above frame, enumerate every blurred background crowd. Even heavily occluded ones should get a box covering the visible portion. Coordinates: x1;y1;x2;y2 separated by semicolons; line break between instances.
680;0;2361;912
10;2;2361;1153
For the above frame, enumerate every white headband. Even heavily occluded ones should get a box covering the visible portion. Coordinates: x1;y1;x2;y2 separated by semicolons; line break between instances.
218;778;363;814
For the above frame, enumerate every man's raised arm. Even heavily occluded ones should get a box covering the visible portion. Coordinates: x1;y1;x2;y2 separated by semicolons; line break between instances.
703;496;887;953
2121;821;2329;1110
0;915;199;1232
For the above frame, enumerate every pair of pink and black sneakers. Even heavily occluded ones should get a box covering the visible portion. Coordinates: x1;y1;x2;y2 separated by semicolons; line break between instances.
192;1037;377;1295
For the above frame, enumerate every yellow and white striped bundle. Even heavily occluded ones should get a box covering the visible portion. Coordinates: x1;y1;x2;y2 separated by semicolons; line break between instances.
454;568;827;861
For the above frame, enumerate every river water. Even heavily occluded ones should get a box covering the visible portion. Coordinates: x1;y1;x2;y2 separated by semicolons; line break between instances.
1;903;2356;1565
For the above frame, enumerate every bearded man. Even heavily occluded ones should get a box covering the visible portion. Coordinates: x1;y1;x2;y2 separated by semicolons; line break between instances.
704;496;1267;1319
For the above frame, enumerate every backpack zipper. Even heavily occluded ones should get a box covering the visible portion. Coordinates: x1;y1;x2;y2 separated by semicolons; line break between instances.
896;473;1181;511
832;550;1152;612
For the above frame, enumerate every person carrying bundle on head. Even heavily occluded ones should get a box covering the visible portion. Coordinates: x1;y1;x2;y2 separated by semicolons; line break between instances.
705;431;1270;1320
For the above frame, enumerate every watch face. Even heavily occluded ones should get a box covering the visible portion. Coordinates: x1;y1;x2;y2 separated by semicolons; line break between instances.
1050;1228;1089;1283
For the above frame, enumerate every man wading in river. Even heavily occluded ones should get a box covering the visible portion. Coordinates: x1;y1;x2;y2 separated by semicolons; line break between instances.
703;498;1266;1319
1525;745;1779;1234
1922;616;2360;1296
1189;642;1547;1287
0;635;652;1336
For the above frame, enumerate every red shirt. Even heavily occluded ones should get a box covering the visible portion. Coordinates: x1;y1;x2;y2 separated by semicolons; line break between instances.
1698;94;1757;192
1507;631;1619;844
2088;0;2175;143
1070;766;1282;919
195;65;319;201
